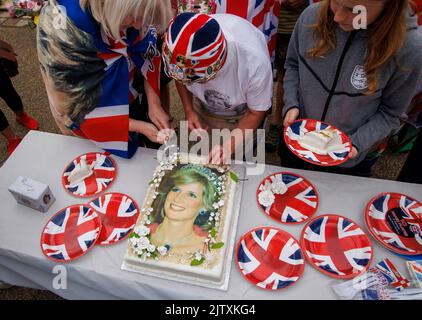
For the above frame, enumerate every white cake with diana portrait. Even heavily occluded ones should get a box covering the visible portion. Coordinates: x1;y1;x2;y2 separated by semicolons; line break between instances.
121;153;243;290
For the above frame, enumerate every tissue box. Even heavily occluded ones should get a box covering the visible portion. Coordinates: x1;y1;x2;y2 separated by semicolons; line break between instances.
8;176;55;213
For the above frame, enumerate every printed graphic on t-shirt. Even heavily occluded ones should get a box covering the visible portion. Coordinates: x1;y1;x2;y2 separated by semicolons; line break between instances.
351;65;368;90
203;89;247;116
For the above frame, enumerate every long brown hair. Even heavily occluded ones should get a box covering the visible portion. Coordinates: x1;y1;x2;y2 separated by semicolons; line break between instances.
308;0;414;94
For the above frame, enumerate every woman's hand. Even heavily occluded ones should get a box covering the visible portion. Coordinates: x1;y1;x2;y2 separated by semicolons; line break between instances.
144;79;171;130
186;109;207;131
129;118;168;144
148;103;171;130
209;142;232;165
349;147;359;159
283;107;300;127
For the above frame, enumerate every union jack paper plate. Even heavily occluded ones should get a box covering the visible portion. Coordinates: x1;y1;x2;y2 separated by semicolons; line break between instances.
236;227;305;290
284;119;352;166
256;172;319;224
365;193;422;256
40;205;102;263
62;152;117;198
301;215;373;279
89;193;140;246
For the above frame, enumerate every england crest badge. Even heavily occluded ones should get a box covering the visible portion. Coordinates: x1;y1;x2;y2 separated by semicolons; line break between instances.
351;65;368;90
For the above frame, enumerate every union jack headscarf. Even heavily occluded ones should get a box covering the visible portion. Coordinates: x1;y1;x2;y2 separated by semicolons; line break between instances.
56;0;162;159
163;12;227;84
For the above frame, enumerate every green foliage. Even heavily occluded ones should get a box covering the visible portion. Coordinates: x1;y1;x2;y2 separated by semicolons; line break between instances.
211;242;224;250
229;171;239;183
190;258;205;266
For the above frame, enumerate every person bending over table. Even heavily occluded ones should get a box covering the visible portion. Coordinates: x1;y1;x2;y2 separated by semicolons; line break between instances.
279;0;422;176
37;0;174;158
162;12;273;164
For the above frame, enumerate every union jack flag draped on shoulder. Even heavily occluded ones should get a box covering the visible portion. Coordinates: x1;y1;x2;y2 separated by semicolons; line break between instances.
57;0;162;159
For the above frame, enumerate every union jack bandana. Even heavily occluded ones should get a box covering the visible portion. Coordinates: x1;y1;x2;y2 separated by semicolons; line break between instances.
163;12;227;84
60;0;161;159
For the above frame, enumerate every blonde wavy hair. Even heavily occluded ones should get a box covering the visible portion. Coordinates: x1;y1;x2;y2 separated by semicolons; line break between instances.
307;0;415;95
80;0;174;39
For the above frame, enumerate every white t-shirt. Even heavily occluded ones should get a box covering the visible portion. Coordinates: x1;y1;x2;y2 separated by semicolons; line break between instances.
186;14;273;117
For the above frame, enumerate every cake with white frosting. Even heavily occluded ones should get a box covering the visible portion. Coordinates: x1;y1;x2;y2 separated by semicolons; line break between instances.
298;128;344;155
66;158;96;185
121;153;242;290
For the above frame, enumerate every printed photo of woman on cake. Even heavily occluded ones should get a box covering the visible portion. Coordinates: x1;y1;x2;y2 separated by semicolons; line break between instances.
148;164;221;255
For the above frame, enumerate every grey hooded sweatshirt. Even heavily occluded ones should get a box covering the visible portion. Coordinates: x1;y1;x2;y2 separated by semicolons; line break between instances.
283;3;422;167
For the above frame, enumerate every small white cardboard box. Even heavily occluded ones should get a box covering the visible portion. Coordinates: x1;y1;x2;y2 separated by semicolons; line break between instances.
8;176;56;213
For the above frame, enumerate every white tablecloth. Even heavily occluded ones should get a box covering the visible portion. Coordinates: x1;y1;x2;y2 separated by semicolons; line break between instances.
0;131;421;300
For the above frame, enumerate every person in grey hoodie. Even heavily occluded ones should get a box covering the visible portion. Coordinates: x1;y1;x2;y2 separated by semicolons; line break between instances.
279;0;422;175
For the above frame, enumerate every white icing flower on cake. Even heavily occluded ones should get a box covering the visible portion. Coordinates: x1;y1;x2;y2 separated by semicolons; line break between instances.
259;180;272;192
258;190;275;208
270;174;288;195
194;251;203;261
134;225;150;237
147;244;156;253
138;237;150;250
157;246;168;256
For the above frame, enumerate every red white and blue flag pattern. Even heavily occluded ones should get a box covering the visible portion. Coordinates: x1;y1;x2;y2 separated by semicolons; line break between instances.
257;173;318;223
89;193;140;246
375;258;410;291
41;205;102;262
164;12;227;82
236;227;305;290
301;215;373;279
215;0;281;62
284;119;352;166
62;153;117;198
365;193;422;256
61;0;161;159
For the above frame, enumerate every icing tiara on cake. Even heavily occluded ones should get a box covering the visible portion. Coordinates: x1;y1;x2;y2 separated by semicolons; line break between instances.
180;164;219;182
